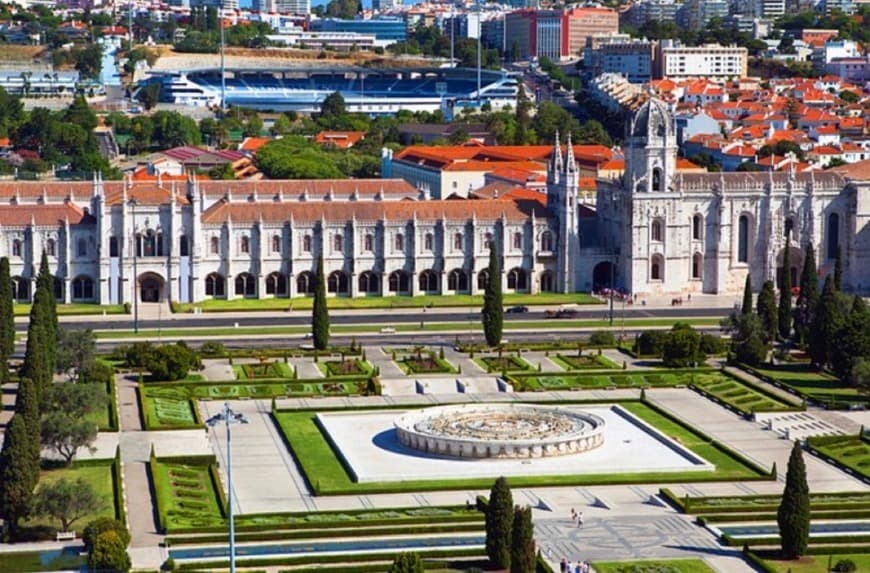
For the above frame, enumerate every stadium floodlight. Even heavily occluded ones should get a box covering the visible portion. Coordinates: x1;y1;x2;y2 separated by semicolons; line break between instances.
206;402;249;573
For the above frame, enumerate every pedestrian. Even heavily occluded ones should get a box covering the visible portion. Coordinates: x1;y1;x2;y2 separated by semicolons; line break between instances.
577;511;584;527
560;558;568;573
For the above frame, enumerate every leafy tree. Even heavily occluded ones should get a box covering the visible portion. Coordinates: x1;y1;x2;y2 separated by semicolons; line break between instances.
794;244;818;343
778;243;792;339
834;247;843;292
808;275;845;368
829;296;870;383
742;274;753;315
388;552;424;573
777;441;810;559
151;111;201;148
256;137;345;179
138;83;161;111
87;529;131;572
747;278;774;343
759;140;806;162
482;244;503;347
514;83;533;145
662;323;705;368
533;102;580;144
839;90;859;104
72;44;103;79
0;257;14;377
851;359;870;396
56;328;96;382
312;255;329;351
44;382;107;419
319;91;347;120
33;477;104;532
146;343;199;381
724;312;768;366
83;517;130;553
635;330;668;357
0;414;39;537
510;505;535;573
575;120;612;147
41;411;98;464
325;0;361;19
485;477;513;569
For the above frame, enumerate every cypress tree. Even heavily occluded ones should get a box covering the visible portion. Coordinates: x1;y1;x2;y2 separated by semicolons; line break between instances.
778;244;792;340
830;296;870;382
22;272;56;402
777;440;810;560
0;414;40;539
808;275;845;368
757;280;778;344
482;244;503;347
510;505;536;573
14;377;41;468
794;243;819;343
36;251;57;356
311;255;329;351
741;274;752;315
834;247;843;292
485;476;513;569
0;257;14;379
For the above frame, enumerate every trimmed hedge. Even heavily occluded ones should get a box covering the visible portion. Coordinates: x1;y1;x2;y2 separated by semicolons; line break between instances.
112;446;126;525
722;533;870;547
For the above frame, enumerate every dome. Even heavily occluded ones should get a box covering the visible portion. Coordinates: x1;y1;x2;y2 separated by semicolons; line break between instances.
631;98;674;139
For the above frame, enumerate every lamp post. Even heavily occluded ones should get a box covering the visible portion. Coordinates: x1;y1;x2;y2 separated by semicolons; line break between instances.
206;402;249;573
129;198;139;334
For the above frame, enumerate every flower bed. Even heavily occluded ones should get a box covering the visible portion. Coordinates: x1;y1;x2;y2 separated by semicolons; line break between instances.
477;355;532;372
322;359;373;378
553;353;618;370
807;435;870;481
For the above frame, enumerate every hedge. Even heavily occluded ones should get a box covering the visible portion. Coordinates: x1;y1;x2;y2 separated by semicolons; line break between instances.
722;533;870;547
700;509;870;523
660;488;870;515
112;446;126;525
720;368;804;409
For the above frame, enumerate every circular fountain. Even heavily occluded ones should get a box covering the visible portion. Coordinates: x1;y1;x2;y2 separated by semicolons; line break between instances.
394;404;605;459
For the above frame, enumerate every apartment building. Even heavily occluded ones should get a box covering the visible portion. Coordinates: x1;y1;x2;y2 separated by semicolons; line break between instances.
657;41;748;79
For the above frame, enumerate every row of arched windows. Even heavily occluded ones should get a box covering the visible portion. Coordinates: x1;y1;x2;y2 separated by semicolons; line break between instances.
8;275;95;301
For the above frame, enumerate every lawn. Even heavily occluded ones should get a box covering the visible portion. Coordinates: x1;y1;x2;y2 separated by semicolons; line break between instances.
474;355;534;372
691;375;797;414
752;551;870;573
172;292;603;313
317;358;374;378
80;378;117;432
748;365;867;406
551;353;619;371
272;402;766;495
592;559;716;573
233;361;295;380
14;303;127;316
21;463;117;532
0;548;84;573
150;458;224;533
807;435;870;480
510;369;719;392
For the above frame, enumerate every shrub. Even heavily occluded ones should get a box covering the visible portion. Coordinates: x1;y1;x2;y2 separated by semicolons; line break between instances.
834;559;857;572
199;342;226;357
81;361;114;386
662;323;706;368
124;342;156;368
83;518;130;553
147;343;200;381
700;334;726;355
635;330;667;356
589;331;616;346
87;530;131;572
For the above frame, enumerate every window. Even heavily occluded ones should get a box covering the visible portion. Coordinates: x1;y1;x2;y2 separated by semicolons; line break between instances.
651;220;663;242
477;269;490;290
297;271;315;294
11;239;21;257
827;213;840;260
302;234;312;253
359;271;379;293
234;273;255;297
507;268;528;290
328;271;349;294
388;270;409;293
333;234;343;253
72;276;94;300
652;167;662;192
205;273;225;297
692;253;702;280
418;270;438;292
484;232;493;249
11;276;29;301
540;231;553;252
240;236;250;254
46;238;56;257
651;254;664;281
179;235;189;256
137;230;162;257
692;214;702;241
364;234;373;252
738;215;749;263
424;233;433;251
447;269;468;291
454;233;463;250
394;233;404;252
513;232;522;250
109;237;119;257
271;235;281;253
210;237;219;255
266;272;287;296
540;271;555;293
77;238;87;257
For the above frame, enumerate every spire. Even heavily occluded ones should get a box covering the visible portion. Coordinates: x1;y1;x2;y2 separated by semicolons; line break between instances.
565;133;576;173
551;130;563;172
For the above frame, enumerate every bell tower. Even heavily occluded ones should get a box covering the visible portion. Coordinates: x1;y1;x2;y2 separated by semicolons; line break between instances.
547;133;580;292
624;98;678;194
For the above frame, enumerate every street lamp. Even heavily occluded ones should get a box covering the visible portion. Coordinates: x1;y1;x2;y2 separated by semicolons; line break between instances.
206;402;249;573
129;198;139;334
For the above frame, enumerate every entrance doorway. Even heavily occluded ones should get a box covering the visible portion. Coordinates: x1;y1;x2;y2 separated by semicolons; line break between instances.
592;261;616;291
139;273;165;302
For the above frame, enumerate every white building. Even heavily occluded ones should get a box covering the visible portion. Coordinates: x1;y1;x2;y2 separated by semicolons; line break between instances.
657;41;748;80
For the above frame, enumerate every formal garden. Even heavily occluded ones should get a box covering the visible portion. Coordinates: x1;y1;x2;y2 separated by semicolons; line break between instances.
507;368;720;392
688;374;803;416
741;364;868;409
592;559;717;573
388;347;457;375
806;434;870;480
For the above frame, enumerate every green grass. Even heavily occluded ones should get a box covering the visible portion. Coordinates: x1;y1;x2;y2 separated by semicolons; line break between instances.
551;353;619;371
234;361;295;380
592;559;716;573
663;490;870;514
150;458;225;532
272;402;766;495
0;548;84;573
173;292;602;313
749;365;866;405
510;369;718;392
808;435;870;480
13;303;127;316
21;463;117;532
692;375;797;414
474;355;534;372
752;551;870;573
318;359;374;378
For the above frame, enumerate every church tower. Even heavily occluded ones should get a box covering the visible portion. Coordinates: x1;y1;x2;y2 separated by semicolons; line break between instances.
624;98;678;194
547;133;580;292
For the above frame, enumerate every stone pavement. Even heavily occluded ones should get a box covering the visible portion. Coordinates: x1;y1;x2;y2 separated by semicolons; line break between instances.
755;411;847;440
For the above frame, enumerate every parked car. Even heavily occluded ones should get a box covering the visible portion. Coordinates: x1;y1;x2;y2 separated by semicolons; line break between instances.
505;305;529;314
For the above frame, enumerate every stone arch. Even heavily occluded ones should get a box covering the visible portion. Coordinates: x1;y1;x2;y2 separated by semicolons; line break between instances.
592;261;615;291
358;271;379;294
205;272;225;297
297;271;316;295
328;270;349;294
266;272;287;297
138;272;165;302
388;270;410;294
234;272;256;297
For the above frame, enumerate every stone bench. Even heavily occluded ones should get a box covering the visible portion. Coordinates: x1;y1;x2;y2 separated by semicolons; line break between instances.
56;531;76;542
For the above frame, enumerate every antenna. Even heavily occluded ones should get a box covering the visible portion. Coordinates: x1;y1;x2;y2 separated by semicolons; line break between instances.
476;0;481;104
450;2;454;68
220;0;226;113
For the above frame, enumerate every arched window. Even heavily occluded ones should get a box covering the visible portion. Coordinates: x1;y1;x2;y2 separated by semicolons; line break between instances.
328;270;349;294
11;239;21;257
454;233;463;250
234;273;255;297
46;238;56;257
692;253;702;280
179;235;189;256
540;231;553;252
540;271;555;293
359;271;379;293
388;270;409;293
477;269;490;290
692;214;702;240
138;230;161;257
210;237;219;255
513;232;522;250
77;238;87;257
827;213;840;260
205;273;225;297
738;215;750;263
53;277;63;301
72;276;94;300
484;232;493;249
296;271;316;295
11;276;29;301
651;220;663;242
271;235;281;253
424;232;433;251
364;233;373;252
302;234;312;253
651;254;664;281
240;236;250;254
447;269;468;292
418;270;438;292
265;272;287;296
652;167;662;192
109;237;119;257
507;268;528;290
333;234;343;253
394;233;404;252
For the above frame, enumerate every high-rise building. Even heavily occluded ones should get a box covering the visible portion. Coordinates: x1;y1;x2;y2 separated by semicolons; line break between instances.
505;6;618;61
657;40;748;79
676;0;729;31
564;7;618;58
585;39;655;83
624;0;680;28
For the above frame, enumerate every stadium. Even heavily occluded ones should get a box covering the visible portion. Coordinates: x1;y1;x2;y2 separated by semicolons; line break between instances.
142;67;521;115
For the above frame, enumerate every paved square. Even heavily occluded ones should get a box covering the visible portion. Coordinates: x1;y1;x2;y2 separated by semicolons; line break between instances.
317;405;713;482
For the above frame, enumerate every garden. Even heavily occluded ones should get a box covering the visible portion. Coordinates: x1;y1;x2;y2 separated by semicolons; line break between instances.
747;550;870;573
317;358;375;378
474;354;534;373
391;348;456;375
744;364;868;409
150;456;225;533
551;352;619;371
233;360;295;380
689;374;801;415
592;559;716;573
806;434;870;480
508;369;720;392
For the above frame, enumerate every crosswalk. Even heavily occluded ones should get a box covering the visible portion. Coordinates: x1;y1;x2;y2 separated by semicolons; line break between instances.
755;411;847;440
